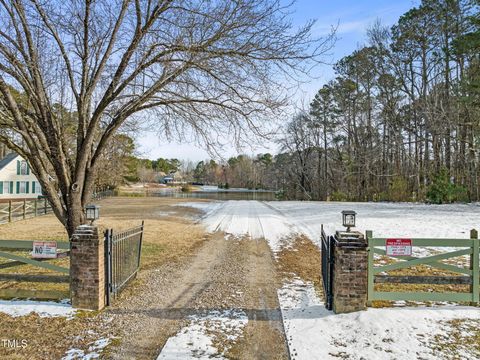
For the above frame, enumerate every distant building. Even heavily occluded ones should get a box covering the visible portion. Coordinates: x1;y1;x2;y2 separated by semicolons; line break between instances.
0;153;43;199
160;172;186;185
162;175;174;184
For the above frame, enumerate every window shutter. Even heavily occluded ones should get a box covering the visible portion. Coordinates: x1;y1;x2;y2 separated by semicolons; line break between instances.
17;160;20;175
9;182;13;194
16;181;19;194
0;181;3;195
26;181;29;194
26;163;30;175
32;181;36;194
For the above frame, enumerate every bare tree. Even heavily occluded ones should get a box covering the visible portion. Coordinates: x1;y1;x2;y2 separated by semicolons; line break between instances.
0;0;334;235
138;166;156;185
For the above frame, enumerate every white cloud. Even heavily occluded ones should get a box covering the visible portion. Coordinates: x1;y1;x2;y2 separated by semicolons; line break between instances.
312;3;412;36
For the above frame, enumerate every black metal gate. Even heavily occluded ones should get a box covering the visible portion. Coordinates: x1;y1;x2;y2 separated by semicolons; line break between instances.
105;221;144;305
321;225;335;310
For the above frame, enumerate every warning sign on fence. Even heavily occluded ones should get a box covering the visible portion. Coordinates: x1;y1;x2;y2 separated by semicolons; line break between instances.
32;241;57;259
386;239;412;256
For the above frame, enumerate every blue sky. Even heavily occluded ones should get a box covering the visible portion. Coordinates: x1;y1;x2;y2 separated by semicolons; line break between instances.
138;0;418;162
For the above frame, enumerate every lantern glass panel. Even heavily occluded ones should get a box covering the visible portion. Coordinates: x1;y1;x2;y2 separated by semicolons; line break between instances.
341;210;356;227
344;214;355;226
85;205;99;221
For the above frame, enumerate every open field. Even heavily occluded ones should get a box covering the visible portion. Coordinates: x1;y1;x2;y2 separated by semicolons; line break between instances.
0;198;479;359
176;200;480;359
180;200;480;245
0;197;210;360
0;196;209;268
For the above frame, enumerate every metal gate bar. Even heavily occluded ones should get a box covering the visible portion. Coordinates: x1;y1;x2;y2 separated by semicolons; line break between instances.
105;221;144;306
321;225;335;310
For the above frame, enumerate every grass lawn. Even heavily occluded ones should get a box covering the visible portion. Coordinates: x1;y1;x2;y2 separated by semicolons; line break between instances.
0;196;209;274
0;196;210;360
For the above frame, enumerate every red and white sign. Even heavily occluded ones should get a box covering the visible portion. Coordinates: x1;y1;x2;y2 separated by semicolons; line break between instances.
32;241;57;259
386;239;412;256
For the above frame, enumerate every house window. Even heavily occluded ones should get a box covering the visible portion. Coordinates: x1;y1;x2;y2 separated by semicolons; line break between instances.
33;181;42;194
18;181;28;194
3;182;11;194
20;161;28;175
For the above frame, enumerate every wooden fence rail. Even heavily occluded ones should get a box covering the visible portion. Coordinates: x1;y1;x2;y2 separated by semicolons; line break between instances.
367;229;479;304
0;191;114;226
0;239;70;300
0;198;52;224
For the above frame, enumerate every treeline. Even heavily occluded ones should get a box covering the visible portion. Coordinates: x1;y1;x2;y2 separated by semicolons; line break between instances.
278;0;480;203
91;135;183;188
187;154;275;189
86;0;480;204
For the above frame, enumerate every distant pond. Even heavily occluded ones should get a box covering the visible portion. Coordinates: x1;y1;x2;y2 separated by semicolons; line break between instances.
150;189;277;201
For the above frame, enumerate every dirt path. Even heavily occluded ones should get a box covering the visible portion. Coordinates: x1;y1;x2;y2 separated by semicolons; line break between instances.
108;232;289;359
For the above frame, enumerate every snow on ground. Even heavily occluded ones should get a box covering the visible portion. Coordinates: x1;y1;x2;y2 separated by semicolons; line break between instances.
269;201;480;242
179;200;480;252
62;338;111;360
0;299;77;318
278;279;480;360
178;201;298;251
157;309;248;359
178;200;480;358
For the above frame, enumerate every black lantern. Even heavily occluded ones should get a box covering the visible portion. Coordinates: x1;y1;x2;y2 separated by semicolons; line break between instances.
85;204;100;224
342;210;356;231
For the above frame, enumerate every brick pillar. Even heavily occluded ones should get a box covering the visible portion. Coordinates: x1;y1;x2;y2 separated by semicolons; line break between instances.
332;231;368;314
70;225;105;310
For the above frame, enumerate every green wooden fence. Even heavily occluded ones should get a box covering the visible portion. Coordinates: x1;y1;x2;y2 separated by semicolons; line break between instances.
0;198;52;224
367;230;479;304
0;239;70;300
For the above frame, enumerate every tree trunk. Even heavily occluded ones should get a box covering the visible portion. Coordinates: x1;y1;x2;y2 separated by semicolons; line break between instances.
66;193;87;238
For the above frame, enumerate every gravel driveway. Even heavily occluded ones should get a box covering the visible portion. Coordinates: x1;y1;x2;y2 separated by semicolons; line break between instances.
108;232;289;359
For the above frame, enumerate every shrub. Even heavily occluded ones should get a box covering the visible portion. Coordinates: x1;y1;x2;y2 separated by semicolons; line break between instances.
117;191;145;197
389;177;410;202
181;184;193;193
449;184;469;203
427;168;469;204
275;190;286;200
330;190;348;202
375;192;389;202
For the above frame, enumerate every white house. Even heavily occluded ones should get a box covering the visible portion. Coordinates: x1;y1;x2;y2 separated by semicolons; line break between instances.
0;153;43;199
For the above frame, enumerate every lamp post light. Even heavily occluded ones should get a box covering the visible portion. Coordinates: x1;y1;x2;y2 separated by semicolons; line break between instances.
341;210;356;232
85;204;100;225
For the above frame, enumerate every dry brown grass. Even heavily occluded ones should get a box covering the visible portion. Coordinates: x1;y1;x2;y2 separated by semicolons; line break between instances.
0;197;210;292
276;236;322;296
430;318;480;358
372;254;473;308
0;311;110;360
0;197;211;359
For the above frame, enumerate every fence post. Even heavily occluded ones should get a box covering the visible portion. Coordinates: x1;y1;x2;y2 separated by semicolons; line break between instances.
332;231;368;314
366;230;373;307
8;201;11;222
471;229;479;304
34;199;38;217
22;199;26;220
137;221;144;269
70;225;106;310
44;198;47;214
104;229;111;307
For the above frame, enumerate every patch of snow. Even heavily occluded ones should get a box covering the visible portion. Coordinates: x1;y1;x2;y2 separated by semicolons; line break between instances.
158;309;248;359
178;201;298;252
197;185;219;192
62;338;111;360
181;200;480;254
0;299;77;318
157;211;174;217
278;279;480;360
267;201;480;243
